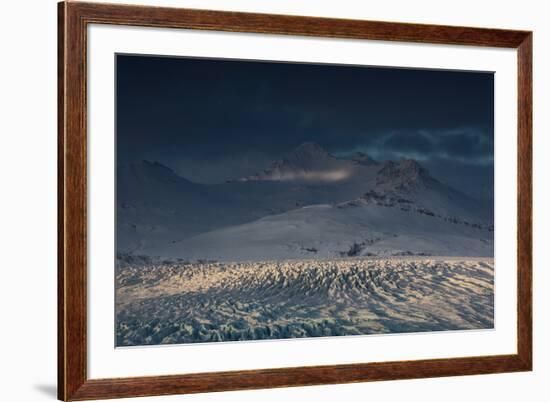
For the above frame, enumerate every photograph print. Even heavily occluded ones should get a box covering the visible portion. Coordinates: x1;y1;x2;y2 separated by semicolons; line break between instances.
115;55;494;347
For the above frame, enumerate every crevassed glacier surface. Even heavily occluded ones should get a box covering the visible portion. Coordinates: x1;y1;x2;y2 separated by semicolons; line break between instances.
116;257;494;346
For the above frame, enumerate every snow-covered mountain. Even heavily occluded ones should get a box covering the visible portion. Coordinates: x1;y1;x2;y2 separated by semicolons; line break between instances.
117;161;212;251
117;142;493;258
235;142;367;182
370;159;489;222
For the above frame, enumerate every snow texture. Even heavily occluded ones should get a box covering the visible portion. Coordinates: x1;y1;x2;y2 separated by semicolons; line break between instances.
116;257;494;346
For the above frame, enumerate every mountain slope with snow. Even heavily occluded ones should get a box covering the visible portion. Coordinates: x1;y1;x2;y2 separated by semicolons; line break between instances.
152;198;492;261
117;142;492;258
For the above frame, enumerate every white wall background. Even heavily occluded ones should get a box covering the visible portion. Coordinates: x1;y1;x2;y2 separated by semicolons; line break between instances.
0;1;546;401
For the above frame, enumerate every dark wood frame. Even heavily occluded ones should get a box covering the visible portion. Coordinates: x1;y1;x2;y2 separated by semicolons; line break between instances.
58;1;532;400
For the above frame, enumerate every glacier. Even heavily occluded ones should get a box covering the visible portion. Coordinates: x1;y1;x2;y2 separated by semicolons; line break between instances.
116;256;494;346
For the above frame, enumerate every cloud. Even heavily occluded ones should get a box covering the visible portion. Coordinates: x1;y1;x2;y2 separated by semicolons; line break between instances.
263;169;352;183
353;127;493;165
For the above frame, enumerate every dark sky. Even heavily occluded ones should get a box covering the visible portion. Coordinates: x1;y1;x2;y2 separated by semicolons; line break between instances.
116;54;494;199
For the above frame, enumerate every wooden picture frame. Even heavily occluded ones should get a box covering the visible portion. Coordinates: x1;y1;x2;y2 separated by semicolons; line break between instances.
58;1;532;400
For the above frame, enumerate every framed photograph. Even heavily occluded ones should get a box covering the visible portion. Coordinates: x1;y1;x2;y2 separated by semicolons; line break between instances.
58;1;532;400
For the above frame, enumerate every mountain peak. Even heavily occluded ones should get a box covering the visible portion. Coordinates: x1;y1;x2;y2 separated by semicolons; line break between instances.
378;159;428;177
235;142;356;182
376;159;435;191
399;159;426;174
286;142;331;160
140;159;175;173
118;160;198;187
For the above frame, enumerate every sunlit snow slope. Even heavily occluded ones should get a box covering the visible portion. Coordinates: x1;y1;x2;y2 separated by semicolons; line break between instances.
116;257;494;346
